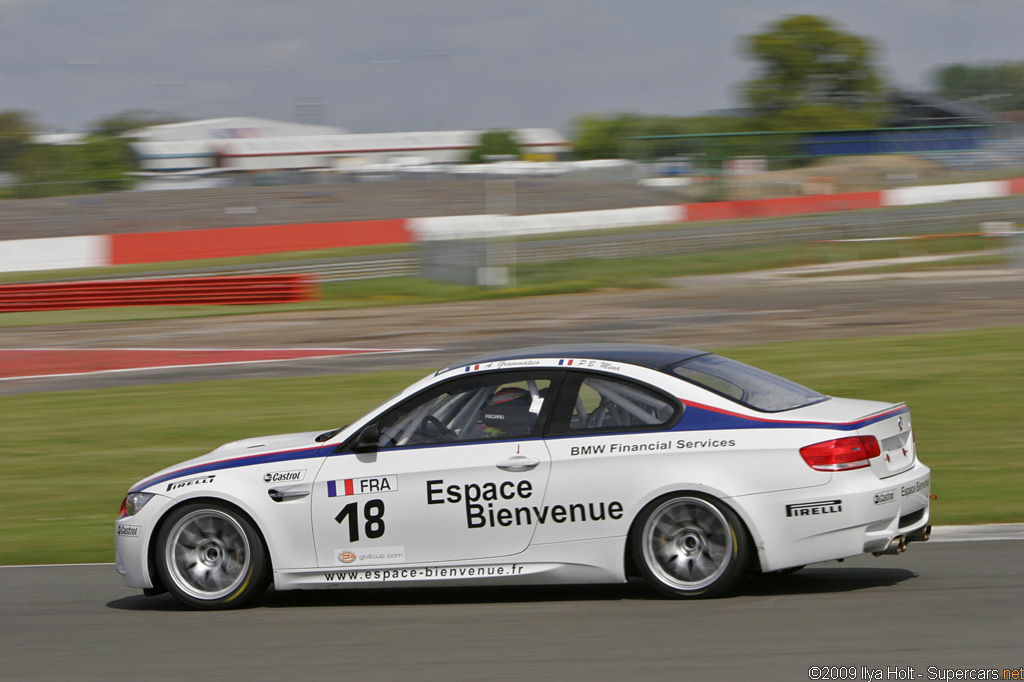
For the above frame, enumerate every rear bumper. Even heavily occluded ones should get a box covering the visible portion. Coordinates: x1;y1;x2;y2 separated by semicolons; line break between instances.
859;469;932;555
735;461;931;572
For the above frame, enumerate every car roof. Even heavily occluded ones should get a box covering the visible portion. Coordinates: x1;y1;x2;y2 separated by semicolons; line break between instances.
442;343;709;373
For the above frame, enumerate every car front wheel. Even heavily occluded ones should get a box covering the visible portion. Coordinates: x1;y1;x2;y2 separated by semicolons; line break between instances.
632;493;750;598
155;503;268;610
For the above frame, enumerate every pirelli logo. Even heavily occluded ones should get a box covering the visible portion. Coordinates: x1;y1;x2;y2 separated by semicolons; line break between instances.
785;499;843;517
166;474;216;492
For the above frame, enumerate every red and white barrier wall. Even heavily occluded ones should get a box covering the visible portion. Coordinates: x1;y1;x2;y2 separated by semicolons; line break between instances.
2;235;109;273
0;219;411;274
108;219;411;264
3;177;1023;274
408;205;684;241
883;180;1010;207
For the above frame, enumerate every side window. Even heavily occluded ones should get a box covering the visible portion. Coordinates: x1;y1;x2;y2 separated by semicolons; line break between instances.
561;374;678;433
377;373;555;448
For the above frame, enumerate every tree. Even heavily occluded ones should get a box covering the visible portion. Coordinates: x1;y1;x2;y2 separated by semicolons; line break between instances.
932;63;1024;112
572;114;640;160
466;130;521;163
571;113;747;160
12;136;134;198
0;110;37;172
742;15;885;130
89;109;183;137
0;109;137;199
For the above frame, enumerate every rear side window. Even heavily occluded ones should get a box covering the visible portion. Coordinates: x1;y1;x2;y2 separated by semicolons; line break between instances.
671;354;826;413
553;374;679;434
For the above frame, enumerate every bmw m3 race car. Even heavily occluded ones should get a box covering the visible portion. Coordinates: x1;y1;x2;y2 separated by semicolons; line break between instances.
116;344;931;609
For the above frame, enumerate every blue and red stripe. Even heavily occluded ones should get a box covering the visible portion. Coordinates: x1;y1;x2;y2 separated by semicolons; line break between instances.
132;403;908;493
132;445;324;493
675;401;908;433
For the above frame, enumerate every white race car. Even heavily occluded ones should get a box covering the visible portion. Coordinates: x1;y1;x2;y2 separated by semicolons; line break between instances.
116;344;931;609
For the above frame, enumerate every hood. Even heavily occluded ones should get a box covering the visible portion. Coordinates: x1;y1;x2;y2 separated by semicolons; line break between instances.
130;430;327;493
210;430;326;457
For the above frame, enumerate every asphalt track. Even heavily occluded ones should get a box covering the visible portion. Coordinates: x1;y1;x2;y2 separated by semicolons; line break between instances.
1;532;1021;681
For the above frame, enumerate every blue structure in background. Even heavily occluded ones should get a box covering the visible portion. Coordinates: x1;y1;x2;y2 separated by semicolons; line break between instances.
801;126;990;157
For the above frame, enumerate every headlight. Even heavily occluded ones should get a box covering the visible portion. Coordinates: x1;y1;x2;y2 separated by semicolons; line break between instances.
117;492;155;519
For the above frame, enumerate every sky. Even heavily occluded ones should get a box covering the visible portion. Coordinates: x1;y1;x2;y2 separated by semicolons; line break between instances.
2;0;1023;135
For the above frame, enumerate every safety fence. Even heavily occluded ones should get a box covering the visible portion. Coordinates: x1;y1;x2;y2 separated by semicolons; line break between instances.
0;274;317;312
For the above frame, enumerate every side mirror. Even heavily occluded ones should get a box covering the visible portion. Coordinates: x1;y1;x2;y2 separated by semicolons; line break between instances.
349;424;380;454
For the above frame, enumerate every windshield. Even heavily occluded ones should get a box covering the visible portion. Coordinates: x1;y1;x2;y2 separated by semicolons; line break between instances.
670;354;826;413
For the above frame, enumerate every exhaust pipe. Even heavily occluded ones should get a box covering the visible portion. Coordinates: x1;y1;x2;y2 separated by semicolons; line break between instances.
906;524;931;543
873;536;906;556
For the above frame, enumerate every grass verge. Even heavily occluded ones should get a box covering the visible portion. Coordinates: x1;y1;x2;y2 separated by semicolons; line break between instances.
1;326;1021;565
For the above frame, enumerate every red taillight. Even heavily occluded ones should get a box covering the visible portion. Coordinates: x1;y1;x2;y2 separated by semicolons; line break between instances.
117;497;128;519
800;436;881;471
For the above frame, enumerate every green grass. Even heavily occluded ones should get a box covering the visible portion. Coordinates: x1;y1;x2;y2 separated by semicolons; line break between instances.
1;326;1021;565
0;234;1000;328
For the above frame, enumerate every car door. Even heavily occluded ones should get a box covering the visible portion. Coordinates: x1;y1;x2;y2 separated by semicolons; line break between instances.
311;370;562;569
534;370;683;545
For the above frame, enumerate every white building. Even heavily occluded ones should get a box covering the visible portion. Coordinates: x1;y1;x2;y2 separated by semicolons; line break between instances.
129;118;571;174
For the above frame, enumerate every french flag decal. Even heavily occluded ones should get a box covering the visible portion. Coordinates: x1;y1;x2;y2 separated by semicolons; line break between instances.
327;479;355;497
327;475;398;497
558;359;573;366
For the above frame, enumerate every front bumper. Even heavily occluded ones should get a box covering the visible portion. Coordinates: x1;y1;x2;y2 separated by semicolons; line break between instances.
114;494;174;589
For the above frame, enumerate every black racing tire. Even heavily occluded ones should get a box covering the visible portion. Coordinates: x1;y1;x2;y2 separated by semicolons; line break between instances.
155;502;269;610
631;493;751;598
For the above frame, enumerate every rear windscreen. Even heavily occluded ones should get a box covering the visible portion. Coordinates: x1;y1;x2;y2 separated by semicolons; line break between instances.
670;354;827;413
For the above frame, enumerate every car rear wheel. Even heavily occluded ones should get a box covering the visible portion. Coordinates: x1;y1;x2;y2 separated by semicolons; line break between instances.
632;493;750;598
156;503;268;610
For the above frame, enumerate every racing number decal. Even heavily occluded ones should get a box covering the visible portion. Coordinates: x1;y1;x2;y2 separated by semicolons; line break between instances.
335;499;386;542
364;500;385;539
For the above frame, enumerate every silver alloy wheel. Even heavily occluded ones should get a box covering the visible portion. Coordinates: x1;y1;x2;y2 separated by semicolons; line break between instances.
163;509;251;601
640;496;734;592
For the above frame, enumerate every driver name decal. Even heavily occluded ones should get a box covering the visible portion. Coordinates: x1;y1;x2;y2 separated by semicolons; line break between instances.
558;359;622;372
